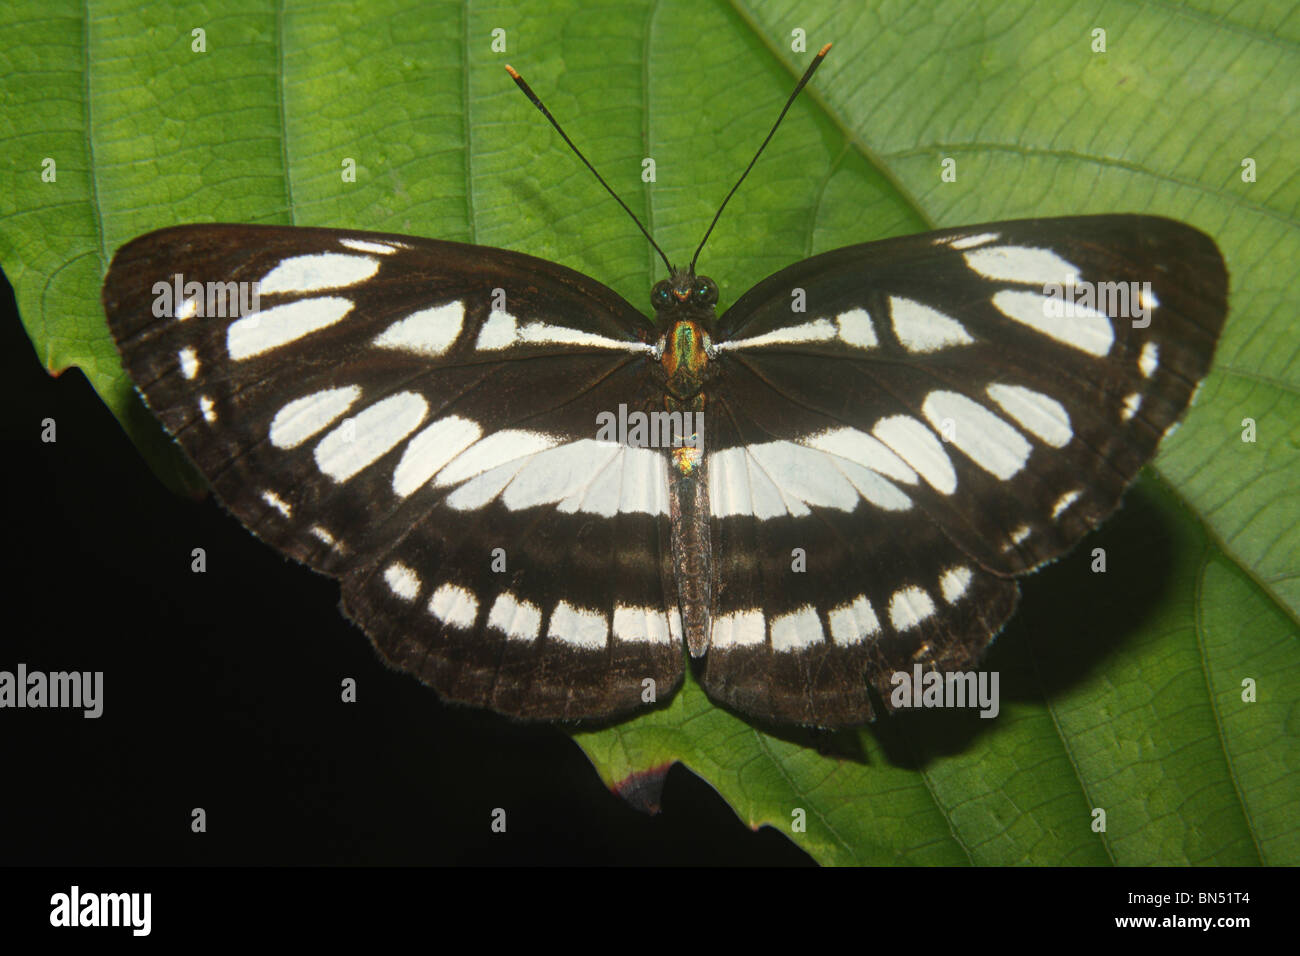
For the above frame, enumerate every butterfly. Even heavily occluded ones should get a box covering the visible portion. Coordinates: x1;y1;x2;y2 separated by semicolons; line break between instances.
102;46;1228;727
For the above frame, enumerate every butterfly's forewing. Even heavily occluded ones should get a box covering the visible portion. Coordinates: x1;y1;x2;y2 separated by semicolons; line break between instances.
104;224;683;720
700;215;1227;725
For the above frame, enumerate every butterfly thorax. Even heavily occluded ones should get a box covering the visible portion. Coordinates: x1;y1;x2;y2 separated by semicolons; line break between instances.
660;319;714;402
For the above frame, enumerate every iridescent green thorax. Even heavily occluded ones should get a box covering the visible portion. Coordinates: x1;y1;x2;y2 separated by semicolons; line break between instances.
661;319;712;401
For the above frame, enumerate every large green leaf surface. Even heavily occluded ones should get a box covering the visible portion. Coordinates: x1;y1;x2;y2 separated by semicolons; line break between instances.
2;0;1296;865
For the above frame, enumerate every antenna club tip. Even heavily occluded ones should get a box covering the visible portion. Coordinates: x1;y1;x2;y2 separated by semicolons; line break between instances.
818;43;832;55
504;64;520;78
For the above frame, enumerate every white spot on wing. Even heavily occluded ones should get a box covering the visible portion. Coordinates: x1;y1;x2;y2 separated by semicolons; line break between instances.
1051;489;1082;519
314;392;428;482
716;319;837;351
570;447;630;517
890;296;974;353
1139;342;1159;378
747;442;864;513
964;246;1081;285
443;463;527;511
711;610;765;650
565;445;657;517
384;562;420;602
939;566;972;604
199;395;216;423
548;601;608;649
993;290;1113;356
1121;392;1143;422
520;323;649;351
618;446;670;516
943;232;1000;250
429;583;478;629
613;606;672;645
260;490;292;518
392;415;482;497
828;595;881;646
816;452;912;511
227;297;353;360
476;312;651;353
922;390;1031;479
442;439;667;516
475;309;517;350
270;386;362;449
707;447;782;519
872;416;957;494
178;347;199;380
889;586;936;631
373;301;464;356
836;308;878;348
436;430;561;488
985;384;1072;448
513;441;622;517
340;238;398;255
770;606;824;652
487;591;541;641
708;441;911;517
260;253;379;295
802;427;918;485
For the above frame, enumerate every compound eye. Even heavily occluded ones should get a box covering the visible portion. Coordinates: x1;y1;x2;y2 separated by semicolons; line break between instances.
693;277;718;306
651;281;672;309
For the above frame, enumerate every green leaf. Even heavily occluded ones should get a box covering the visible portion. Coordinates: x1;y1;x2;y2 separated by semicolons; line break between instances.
3;0;1295;864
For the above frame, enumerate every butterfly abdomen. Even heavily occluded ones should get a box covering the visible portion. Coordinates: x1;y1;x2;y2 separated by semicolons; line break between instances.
668;433;711;657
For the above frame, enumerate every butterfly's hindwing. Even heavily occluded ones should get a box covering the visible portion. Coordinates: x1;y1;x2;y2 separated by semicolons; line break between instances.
699;215;1226;724
340;485;684;720
703;462;1022;725
104;224;682;720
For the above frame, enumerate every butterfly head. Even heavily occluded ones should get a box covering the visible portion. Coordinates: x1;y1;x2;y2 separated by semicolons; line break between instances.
652;270;718;319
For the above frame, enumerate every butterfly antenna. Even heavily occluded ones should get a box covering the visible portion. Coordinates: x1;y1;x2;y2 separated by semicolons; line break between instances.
689;43;832;274
506;64;674;274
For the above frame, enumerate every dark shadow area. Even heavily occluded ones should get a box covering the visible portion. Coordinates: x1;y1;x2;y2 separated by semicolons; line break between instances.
1009;482;1179;702
871;481;1180;769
